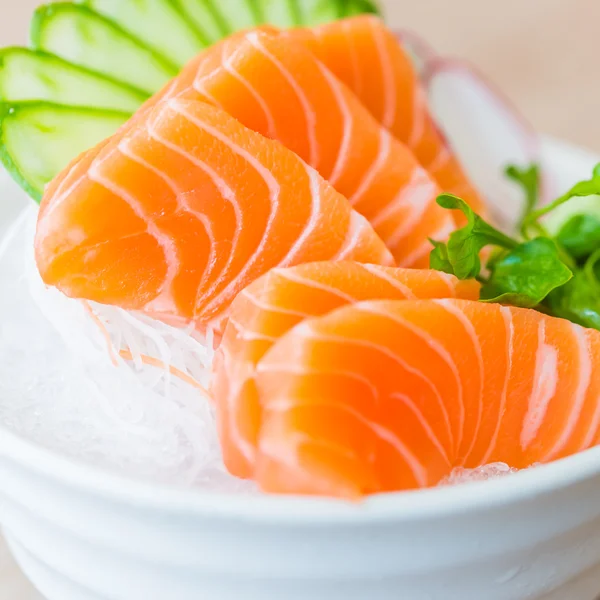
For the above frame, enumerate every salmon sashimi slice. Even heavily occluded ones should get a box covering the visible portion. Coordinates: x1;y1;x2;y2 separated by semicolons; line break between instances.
212;262;480;478
122;29;455;267
249;299;600;498
182;30;455;266
35;99;393;331
286;16;488;222
118;28;279;129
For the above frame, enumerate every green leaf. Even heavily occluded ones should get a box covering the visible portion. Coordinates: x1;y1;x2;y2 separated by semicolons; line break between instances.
556;214;600;261
544;259;600;331
480;238;573;308
524;163;600;233
433;194;518;279
429;238;453;274
505;163;540;226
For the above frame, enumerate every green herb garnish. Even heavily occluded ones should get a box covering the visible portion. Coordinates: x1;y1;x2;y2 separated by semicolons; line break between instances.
479;238;572;308
505;163;540;229
556;214;600;261
430;164;600;330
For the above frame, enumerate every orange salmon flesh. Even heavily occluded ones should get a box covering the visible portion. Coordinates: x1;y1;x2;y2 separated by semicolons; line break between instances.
29;17;561;500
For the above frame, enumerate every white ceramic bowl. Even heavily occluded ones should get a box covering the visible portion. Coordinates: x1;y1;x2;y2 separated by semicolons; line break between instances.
2;137;600;600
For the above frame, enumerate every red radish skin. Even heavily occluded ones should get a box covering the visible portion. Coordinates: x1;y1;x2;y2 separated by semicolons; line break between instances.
423;57;553;229
395;29;437;76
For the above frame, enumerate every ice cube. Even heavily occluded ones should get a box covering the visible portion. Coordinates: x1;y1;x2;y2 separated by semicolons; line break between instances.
438;462;521;486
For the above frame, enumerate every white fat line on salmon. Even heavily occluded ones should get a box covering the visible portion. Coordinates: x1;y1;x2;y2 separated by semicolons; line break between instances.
260;425;360;471
118;137;180;196
246;32;320;168
36;170;88;234
168;99;281;316
369;18;397;130
261;364;379;406
192;37;240;87
580;331;600;450
391;392;452;466
239;287;310;318
187;51;227;109
269;266;357;304
358;264;417;299
520;319;558;450
159;77;181;103
45;148;85;205
226;317;278;342
87;152;180;313
309;24;330;61
294;314;454;457
406;86;427;150
432;271;461;298
277;165;322;269
370;167;436;229
191;82;226;113
52;231;148;258
315;61;353;187
544;323;592;461
399;218;455;268
348;129;391;207
343;19;364;97
332;211;372;261
119;131;223;297
141;109;236;310
480;306;514;465
118;135;223;302
270;398;428;487
366;416;429;488
434;299;484;462
426;145;452;176
220;36;278;139
356;301;458;455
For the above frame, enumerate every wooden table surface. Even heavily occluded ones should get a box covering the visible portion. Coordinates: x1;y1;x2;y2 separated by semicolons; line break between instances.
1;1;599;597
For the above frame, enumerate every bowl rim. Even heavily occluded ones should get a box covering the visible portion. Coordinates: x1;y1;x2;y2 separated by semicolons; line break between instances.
1;134;600;524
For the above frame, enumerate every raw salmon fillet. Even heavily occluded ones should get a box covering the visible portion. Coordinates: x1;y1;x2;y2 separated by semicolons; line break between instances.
125;29;456;267
35;99;393;330
212;262;480;478
230;298;600;498
286;16;488;221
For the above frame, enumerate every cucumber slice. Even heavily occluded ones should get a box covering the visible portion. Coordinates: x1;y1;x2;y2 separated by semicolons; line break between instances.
0;102;129;201
296;0;338;23
295;0;379;23
173;0;227;43
257;1;300;26
31;4;177;95
341;0;380;17
176;0;381;36
82;0;208;67
0;48;146;112
212;1;260;32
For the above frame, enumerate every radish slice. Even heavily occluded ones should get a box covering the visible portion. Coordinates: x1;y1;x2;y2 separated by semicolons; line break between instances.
396;29;437;76
423;58;551;231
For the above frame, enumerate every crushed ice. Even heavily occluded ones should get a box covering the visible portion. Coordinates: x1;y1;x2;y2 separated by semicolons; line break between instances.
439;462;521;486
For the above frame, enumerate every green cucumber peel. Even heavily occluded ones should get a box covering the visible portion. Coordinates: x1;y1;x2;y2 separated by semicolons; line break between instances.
0;101;130;202
31;3;178;92
0;47;147;111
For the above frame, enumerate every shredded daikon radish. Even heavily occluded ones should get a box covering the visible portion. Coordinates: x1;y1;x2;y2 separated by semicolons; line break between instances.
0;206;255;492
